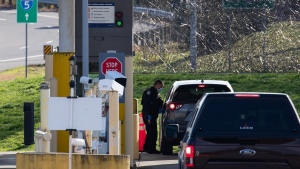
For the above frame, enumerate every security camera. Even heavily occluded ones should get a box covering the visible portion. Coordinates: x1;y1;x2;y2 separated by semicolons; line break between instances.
98;79;124;96
105;71;127;87
80;76;93;85
80;76;94;90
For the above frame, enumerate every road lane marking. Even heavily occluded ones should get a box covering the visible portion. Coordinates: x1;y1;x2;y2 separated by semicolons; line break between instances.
0;11;15;13
136;160;178;167
0;158;15;160
38;14;58;19
46;41;53;44
19;46;30;49
0;165;16;168
0;18;6;21
0;55;43;63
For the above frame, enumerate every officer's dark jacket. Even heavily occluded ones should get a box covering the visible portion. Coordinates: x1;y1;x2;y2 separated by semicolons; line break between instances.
141;86;163;120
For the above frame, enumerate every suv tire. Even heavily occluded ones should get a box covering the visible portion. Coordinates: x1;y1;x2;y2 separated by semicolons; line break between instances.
160;136;173;155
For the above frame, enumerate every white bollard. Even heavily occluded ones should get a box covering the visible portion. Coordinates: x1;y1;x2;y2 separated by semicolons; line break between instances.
34;130;52;153
40;82;51;152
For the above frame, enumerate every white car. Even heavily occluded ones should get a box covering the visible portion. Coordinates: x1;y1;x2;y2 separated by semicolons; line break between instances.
160;79;234;155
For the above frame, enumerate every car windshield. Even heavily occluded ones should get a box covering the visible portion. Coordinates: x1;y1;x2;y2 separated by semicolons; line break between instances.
196;97;299;137
173;84;231;102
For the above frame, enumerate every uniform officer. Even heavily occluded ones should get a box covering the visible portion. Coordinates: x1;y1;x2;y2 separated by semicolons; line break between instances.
141;80;164;154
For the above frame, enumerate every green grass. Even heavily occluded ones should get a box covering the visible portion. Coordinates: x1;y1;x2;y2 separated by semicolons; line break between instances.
134;21;300;73
1;20;300;152
0;65;45;151
134;73;300;112
1;69;300;152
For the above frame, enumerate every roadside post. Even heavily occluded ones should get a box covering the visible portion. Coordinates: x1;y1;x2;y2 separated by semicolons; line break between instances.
16;0;38;78
43;45;53;59
35;81;52;153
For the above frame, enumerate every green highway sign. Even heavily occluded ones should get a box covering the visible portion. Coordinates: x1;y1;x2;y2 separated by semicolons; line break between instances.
223;0;275;9
17;0;37;23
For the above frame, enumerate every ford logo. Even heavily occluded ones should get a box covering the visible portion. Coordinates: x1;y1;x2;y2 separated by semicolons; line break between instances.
239;149;256;156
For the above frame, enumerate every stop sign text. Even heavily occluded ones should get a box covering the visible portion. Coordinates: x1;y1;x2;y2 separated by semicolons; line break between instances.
101;57;122;75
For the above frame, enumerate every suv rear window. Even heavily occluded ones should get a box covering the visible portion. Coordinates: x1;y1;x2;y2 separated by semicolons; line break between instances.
196;97;299;137
172;84;231;102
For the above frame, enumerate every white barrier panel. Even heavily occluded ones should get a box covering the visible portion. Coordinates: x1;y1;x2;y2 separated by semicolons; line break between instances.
48;98;103;130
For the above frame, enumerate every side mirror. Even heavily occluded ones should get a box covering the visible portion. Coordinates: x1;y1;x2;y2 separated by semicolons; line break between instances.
165;124;179;139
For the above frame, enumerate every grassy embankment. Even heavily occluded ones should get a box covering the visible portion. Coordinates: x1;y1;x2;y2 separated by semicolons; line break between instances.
1;20;300;151
0;66;300;151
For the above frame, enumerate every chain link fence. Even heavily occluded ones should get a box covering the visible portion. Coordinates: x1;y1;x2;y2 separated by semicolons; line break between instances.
133;0;300;73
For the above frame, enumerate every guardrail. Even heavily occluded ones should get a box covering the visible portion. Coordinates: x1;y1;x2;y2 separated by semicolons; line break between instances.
38;0;174;19
39;0;58;4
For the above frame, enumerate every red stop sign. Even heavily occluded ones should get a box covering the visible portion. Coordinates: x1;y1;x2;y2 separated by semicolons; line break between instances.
101;57;122;75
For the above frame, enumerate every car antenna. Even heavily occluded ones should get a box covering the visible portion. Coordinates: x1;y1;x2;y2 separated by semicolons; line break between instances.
201;79;204;83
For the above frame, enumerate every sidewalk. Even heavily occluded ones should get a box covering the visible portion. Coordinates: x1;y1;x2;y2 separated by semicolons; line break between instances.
134;152;178;169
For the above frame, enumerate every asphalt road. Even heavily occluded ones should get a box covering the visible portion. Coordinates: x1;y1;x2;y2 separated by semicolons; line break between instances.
0;9;157;73
136;152;178;169
0;9;59;72
0;152;17;169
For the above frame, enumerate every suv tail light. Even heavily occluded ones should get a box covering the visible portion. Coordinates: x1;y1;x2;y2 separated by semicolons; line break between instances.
167;102;183;110
185;145;194;167
198;84;205;88
235;94;260;98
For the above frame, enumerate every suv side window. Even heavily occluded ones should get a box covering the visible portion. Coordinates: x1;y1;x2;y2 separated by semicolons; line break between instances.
165;85;174;101
187;108;198;127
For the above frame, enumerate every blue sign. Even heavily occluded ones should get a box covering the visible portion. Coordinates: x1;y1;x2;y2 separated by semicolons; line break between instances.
21;0;34;11
88;2;115;28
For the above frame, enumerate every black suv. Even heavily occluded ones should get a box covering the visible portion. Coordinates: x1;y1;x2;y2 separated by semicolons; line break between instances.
173;92;300;169
160;80;234;155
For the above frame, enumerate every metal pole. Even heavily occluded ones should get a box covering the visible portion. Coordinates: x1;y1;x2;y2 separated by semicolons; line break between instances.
82;0;89;79
59;0;75;156
25;23;28;78
262;9;267;71
68;81;76;169
49;78;58;152
125;56;133;165
59;0;75;52
82;0;91;151
189;0;197;71
40;82;50;152
228;11;232;72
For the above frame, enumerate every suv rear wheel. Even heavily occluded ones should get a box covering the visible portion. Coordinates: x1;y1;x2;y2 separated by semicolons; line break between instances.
160;136;173;155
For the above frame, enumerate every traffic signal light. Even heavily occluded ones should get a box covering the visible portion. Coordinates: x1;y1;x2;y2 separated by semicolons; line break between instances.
115;11;123;28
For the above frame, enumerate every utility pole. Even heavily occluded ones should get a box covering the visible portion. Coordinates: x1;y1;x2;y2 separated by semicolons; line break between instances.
59;0;75;52
53;0;75;153
190;0;197;72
